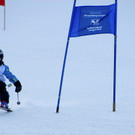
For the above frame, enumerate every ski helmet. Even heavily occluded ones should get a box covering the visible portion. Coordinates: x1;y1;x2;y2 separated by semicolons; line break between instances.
0;49;4;62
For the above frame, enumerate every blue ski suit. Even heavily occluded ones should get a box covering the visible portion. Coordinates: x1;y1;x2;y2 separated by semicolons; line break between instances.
0;63;19;103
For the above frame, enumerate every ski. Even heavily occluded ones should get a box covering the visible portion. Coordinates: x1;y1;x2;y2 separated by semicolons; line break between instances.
0;106;13;112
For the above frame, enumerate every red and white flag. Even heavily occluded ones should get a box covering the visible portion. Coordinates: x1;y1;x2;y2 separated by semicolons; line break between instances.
0;0;5;30
0;0;5;6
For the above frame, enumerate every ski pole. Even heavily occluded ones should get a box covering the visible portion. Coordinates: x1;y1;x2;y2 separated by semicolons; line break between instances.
17;93;21;105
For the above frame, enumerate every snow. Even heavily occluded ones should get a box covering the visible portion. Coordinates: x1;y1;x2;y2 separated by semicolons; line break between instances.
0;0;135;134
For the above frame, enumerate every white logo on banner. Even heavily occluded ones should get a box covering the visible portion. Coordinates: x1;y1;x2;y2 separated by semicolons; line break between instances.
84;14;104;32
91;19;100;25
88;18;103;32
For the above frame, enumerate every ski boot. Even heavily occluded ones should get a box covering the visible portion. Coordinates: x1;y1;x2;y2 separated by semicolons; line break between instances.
0;101;9;109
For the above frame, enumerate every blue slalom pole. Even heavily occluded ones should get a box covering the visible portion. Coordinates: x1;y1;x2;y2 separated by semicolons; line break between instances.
113;36;117;112
56;0;77;113
113;0;117;112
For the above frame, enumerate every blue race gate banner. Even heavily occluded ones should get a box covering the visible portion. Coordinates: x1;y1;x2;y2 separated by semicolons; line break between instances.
56;0;118;113
70;4;116;37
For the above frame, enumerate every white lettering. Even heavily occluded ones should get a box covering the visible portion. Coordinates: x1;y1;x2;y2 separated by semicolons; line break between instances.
87;26;103;32
84;14;106;17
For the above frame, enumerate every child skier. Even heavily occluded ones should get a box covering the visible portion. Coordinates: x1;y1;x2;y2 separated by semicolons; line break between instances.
0;49;22;109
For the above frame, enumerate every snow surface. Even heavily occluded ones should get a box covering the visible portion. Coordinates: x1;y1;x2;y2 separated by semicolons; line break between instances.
0;0;135;135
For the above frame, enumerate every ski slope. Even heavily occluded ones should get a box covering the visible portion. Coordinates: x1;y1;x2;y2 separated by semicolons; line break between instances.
0;0;135;135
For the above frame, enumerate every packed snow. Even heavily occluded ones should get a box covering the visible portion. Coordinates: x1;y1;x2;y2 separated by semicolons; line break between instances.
0;0;135;135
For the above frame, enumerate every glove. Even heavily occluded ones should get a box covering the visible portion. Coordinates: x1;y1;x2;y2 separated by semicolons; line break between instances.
14;80;22;93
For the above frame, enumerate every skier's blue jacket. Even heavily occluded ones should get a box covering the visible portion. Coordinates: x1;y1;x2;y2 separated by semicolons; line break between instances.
0;64;18;84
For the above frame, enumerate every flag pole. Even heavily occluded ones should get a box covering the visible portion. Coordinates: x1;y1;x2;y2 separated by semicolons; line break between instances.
4;4;6;30
113;0;117;112
56;0;77;113
113;36;117;112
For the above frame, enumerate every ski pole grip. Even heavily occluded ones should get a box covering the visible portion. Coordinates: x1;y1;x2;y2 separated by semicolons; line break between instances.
7;83;12;87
